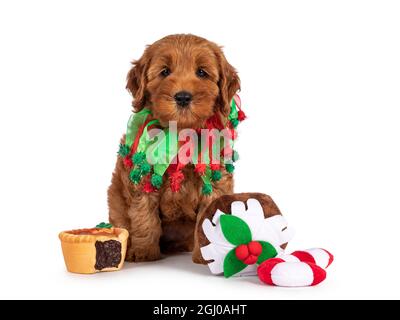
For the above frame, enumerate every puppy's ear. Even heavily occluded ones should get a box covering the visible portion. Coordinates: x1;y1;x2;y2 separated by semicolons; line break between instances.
216;49;240;116
126;55;149;112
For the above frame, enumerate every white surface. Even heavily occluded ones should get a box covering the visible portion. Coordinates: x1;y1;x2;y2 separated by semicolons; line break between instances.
1;0;400;299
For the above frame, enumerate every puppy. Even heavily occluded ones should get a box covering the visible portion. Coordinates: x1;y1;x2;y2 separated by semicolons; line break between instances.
108;34;240;262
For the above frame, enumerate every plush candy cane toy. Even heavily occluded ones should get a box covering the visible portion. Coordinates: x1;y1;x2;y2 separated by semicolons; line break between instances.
200;198;334;287
258;248;334;287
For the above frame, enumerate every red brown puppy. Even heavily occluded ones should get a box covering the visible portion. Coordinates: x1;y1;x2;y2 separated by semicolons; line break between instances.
108;34;240;262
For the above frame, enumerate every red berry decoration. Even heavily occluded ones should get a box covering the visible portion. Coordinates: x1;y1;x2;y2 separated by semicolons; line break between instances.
235;241;262;265
243;255;258;265
248;241;262;256
235;245;249;261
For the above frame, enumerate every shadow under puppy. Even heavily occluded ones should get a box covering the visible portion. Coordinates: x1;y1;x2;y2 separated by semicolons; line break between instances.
108;34;240;262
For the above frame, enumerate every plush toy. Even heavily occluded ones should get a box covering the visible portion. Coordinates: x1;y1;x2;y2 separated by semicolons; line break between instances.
200;195;294;277
59;223;129;274
196;193;334;287
257;248;333;287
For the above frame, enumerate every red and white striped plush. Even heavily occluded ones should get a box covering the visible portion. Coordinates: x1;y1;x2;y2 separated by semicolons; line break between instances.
257;248;333;287
282;248;334;269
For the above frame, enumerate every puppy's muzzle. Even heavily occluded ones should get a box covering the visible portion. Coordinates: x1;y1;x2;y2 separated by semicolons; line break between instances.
174;91;193;108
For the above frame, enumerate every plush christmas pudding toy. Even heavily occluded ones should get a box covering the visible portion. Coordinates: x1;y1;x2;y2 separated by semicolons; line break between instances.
194;193;294;276
59;223;129;274
194;193;334;287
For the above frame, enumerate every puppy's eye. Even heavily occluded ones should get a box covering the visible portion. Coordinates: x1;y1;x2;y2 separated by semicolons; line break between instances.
196;68;208;78
160;68;171;77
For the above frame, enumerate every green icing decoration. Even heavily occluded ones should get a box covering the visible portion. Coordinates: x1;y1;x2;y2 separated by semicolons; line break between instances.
225;164;235;173
129;168;142;184
118;144;130;157
257;241;278;264
140;162;151;175
220;215;252;246
132;152;146;165
223;248;247;278
151;173;163;189
202;183;213;195
211;170;222;181
96;222;113;229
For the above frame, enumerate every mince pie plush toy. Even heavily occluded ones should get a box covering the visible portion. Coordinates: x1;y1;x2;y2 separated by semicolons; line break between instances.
59;223;129;274
194;193;334;287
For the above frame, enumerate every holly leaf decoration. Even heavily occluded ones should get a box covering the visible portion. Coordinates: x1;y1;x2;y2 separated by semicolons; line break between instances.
223;248;247;278
220;215;252;245
96;222;113;229
257;240;278;264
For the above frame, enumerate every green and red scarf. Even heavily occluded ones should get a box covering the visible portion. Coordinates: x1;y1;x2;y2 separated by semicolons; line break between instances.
118;94;246;195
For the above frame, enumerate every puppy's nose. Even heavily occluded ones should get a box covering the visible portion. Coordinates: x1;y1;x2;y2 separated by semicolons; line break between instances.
174;91;193;107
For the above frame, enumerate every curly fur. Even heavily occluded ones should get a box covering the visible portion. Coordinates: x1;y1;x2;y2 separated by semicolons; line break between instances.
108;34;240;262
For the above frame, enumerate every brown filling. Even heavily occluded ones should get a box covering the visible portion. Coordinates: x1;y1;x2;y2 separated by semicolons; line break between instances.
95;240;122;270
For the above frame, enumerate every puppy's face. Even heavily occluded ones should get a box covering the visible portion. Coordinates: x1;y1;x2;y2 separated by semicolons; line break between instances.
126;34;240;128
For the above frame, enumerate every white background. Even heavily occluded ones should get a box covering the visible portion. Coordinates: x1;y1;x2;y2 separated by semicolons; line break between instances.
1;0;399;300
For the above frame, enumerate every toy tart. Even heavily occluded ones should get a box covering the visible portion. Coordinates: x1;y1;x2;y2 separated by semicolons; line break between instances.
59;226;128;274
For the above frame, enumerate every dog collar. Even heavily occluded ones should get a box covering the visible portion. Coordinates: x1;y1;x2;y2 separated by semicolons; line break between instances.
117;94;246;195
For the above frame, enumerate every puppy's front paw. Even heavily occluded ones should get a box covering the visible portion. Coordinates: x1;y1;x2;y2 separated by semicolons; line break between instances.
192;252;206;264
125;246;161;262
